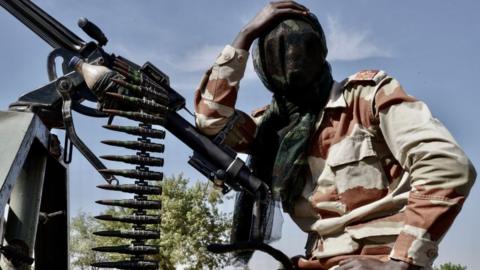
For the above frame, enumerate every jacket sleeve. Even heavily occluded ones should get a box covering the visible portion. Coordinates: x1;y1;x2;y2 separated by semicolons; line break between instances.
194;45;259;152
373;77;476;267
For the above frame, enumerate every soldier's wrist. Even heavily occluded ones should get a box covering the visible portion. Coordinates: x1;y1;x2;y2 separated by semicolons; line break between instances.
232;28;255;51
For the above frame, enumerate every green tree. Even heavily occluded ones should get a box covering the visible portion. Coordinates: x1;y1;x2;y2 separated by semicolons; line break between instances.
70;175;231;270
434;262;467;270
70;212;106;269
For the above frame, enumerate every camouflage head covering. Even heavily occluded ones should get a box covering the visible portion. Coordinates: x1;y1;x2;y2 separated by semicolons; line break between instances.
249;15;333;212
252;14;328;101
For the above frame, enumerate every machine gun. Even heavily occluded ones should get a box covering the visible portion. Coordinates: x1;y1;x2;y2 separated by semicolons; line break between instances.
0;0;294;269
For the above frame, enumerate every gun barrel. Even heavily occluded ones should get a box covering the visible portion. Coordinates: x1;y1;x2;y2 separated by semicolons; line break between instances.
0;0;85;51
165;111;264;195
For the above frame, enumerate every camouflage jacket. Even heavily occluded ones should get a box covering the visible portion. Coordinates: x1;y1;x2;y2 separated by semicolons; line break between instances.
194;45;476;269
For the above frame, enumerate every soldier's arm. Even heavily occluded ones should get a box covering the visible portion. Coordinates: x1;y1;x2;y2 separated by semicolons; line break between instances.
194;1;309;152
374;77;476;268
194;45;259;152
231;1;309;51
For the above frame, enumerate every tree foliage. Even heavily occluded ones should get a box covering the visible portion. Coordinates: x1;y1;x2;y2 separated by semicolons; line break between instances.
70;175;231;269
70;212;103;269
434;262;467;270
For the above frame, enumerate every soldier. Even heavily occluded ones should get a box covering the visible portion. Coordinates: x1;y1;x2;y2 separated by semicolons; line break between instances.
194;1;476;269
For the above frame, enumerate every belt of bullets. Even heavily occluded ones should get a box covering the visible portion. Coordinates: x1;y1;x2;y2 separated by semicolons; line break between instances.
91;58;168;269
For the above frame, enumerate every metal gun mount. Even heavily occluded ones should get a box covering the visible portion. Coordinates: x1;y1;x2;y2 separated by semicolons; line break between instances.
0;111;68;269
0;0;294;269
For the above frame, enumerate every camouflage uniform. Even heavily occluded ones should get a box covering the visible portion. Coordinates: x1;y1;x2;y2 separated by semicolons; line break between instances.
194;45;476;269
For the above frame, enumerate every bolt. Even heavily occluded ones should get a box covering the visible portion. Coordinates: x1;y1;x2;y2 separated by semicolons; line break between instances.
58;79;71;91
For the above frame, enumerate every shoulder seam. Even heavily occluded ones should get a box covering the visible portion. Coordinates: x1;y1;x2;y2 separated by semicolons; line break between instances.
346;70;387;85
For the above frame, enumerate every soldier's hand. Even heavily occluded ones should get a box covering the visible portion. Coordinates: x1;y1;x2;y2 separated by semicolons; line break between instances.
232;1;309;50
337;257;418;270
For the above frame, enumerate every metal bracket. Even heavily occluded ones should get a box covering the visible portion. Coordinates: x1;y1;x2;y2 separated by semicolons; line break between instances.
39;211;65;225
56;76;117;184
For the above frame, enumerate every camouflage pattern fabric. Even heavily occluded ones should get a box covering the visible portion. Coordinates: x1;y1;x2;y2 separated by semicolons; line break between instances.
249;17;333;212
252;14;328;96
194;45;476;269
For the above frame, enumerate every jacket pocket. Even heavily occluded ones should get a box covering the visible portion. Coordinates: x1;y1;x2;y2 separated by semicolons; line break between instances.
326;134;376;167
324;133;389;212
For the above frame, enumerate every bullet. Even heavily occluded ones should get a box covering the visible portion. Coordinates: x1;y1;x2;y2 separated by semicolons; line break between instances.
95;199;161;209
102;125;166;139
100;155;164;166
92;245;159;255
93;229;159;240
97;184;161;195
91;260;158;269
114;67;139;85
105;92;168;112
101;140;165;152
113;59;168;92
112;58;130;68
113;65;132;79
113;59;142;84
91;260;159;269
98;169;163;180
94;214;161;224
111;78;168;105
113;58;169;95
102;109;165;126
113;58;136;76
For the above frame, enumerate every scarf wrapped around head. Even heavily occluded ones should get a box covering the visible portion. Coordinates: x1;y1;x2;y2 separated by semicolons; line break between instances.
250;14;333;212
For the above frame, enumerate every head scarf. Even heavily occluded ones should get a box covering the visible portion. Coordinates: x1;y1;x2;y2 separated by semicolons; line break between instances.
250;14;333;212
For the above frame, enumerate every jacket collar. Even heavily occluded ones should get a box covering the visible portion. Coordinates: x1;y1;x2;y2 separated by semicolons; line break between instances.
325;80;347;109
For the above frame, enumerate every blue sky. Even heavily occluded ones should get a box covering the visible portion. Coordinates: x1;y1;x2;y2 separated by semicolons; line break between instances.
1;0;479;269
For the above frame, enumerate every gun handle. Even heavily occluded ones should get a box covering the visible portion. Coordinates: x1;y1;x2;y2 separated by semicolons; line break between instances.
78;17;108;47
